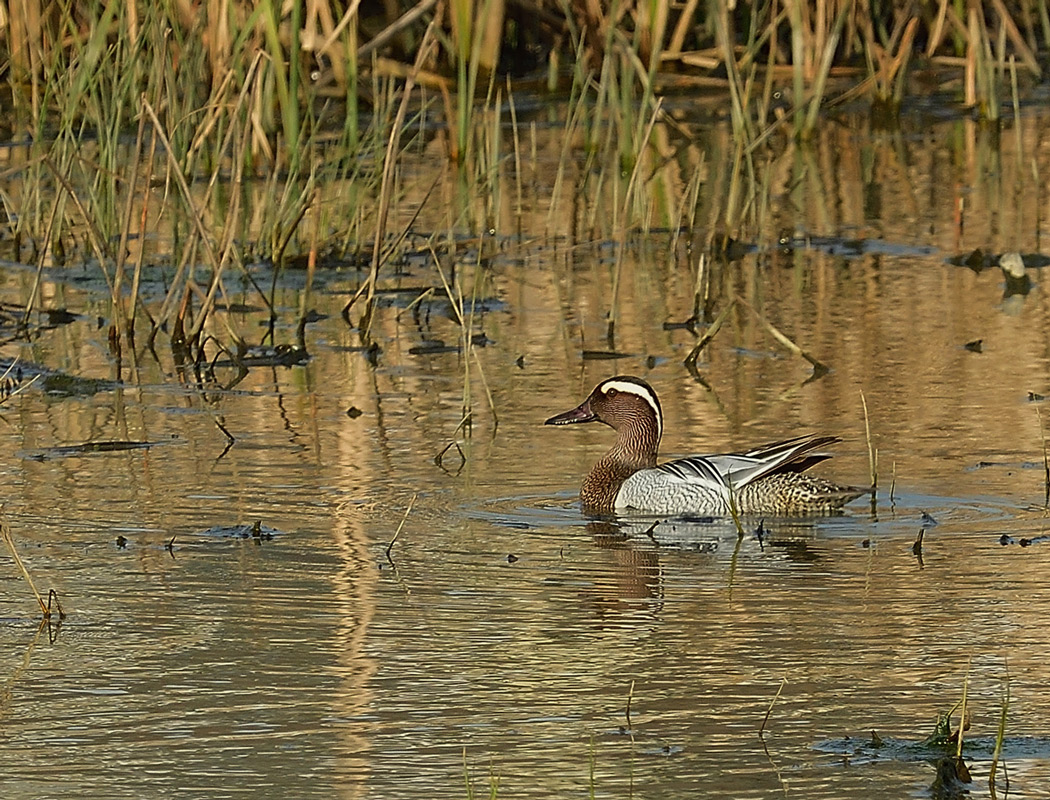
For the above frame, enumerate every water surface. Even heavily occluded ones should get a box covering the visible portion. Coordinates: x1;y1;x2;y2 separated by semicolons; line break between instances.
2;104;1050;798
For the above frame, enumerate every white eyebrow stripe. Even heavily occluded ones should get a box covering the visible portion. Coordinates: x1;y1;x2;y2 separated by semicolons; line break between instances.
600;379;662;440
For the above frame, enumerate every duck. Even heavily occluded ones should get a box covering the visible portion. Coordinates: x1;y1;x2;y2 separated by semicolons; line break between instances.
545;375;864;516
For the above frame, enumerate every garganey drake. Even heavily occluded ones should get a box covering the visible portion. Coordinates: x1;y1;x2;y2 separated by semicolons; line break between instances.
545;376;863;516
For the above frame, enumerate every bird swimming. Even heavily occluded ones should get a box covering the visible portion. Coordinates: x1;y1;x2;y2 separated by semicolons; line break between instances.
545;376;863;516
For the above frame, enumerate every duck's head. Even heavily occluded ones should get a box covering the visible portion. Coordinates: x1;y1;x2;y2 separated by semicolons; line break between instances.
545;376;663;442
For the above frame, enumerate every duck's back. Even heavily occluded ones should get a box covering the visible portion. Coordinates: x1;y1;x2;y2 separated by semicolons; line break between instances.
615;447;863;516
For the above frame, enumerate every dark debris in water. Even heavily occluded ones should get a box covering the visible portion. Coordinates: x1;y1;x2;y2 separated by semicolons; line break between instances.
948;247;1050;273
999;533;1050;547
0;357;120;398
776;231;937;259
197;521;281;541
20;437;181;461
582;350;635;360
962;338;982;353
0;302;80;333
931;756;972;798
409;333;493;356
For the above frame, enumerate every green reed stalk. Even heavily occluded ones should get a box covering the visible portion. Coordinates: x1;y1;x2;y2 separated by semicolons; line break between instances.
259;0;301;171
988;663;1010;795
801;1;851;136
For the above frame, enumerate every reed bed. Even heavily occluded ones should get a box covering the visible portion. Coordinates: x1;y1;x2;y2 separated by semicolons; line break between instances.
0;0;1048;373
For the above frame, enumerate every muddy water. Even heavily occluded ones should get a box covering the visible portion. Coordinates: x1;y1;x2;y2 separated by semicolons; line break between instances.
3;107;1050;798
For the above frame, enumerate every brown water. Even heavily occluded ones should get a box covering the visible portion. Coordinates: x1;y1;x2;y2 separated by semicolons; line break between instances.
2;104;1050;798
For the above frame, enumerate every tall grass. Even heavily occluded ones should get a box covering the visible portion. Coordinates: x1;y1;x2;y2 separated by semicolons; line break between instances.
0;0;1047;363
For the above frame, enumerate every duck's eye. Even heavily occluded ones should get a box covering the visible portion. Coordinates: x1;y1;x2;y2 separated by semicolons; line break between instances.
605;388;618;398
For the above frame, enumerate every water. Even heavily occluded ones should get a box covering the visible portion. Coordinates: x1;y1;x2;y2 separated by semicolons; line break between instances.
2;105;1050;798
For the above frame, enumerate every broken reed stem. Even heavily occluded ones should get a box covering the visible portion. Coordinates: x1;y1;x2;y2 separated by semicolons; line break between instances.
889;460;896;505
759;677;787;736
737;298;829;373
684;297;736;370
861;390;877;491
989;661;1010;794
386;492;417;560
0;508;59;619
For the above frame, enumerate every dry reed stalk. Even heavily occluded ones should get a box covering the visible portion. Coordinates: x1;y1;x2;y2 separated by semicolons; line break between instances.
712;0;754;142
737;298;828;374
386;493;416;561
506;78;523;234
956;667;971;759
357;19;440;337
1037;406;1050;506
684;297;735;371
1010;56;1022;159
358;0;438;61
113;111;148;344
0;508;61;619
22;173;67;326
861;390;877;491
140;98;240;347
801;1;851;136
625;679;635;728
128;124;160;338
759;678;787;736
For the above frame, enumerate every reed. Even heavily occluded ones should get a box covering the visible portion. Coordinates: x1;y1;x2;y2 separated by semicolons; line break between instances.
989;663;1010;796
0;507;63;620
861;391;878;492
1038;407;1050;507
759;677;787;736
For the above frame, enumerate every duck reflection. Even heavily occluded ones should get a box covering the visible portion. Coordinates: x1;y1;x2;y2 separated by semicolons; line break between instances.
580;517;828;622
582;521;666;620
